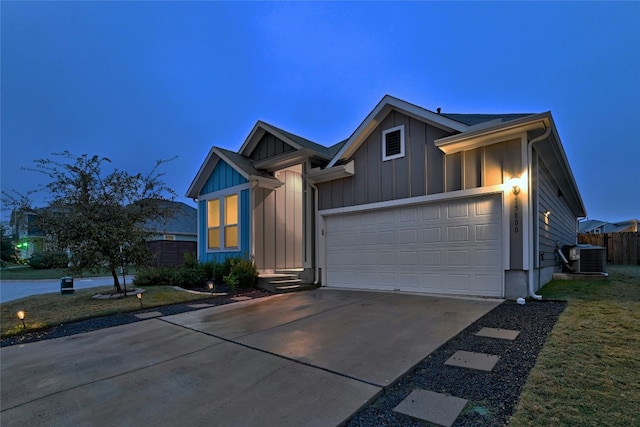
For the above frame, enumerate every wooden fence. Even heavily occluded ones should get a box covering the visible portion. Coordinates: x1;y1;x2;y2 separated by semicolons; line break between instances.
578;232;640;265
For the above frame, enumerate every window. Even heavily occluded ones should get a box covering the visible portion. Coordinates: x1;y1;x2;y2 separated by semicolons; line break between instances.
207;194;240;250
382;125;405;161
224;194;238;247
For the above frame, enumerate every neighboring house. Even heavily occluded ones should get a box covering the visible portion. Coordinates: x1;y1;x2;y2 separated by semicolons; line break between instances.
9;209;49;259
10;201;197;267
187;95;586;299
579;219;639;234
145;201;198;266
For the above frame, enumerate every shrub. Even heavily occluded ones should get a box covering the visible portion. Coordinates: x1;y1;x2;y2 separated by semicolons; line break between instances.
174;267;208;289
182;252;198;269
28;251;69;269
134;266;176;287
223;257;258;291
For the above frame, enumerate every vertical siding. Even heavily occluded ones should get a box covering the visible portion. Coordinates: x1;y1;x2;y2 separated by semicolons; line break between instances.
426;125;447;194
444;138;523;190
254;167;303;271
249;133;296;161
537;157;577;267
409;118;426;196
200;160;248;195
317;110;451;209
446;153;462;191
464;148;482;189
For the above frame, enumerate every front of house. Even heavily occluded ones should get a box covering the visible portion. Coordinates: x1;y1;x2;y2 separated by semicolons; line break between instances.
187;95;586;299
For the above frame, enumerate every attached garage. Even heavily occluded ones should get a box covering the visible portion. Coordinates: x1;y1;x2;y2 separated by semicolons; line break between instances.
323;194;504;297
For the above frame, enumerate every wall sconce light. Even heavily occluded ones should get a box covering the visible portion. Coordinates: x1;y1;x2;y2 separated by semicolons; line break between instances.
508;177;522;195
544;210;551;217
207;280;215;296
17;310;26;328
136;293;143;309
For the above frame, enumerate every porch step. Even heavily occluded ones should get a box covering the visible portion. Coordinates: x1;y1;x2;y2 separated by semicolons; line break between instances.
256;273;318;294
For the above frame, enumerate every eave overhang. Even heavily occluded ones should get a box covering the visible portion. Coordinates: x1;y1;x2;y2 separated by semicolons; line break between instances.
305;160;355;184
434;111;586;218
327;95;469;167
253;148;323;172
435;112;551;154
186;146;282;199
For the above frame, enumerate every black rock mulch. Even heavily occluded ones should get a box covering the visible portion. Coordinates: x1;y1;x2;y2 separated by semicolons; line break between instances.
1;289;271;348
346;300;566;427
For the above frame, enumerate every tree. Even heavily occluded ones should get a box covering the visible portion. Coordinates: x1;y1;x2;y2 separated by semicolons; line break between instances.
3;152;177;292
0;222;17;264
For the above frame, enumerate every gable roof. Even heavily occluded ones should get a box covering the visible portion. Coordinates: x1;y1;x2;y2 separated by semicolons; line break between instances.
579;219;639;233
239;120;334;160
328;95;469;167
145;201;197;235
440;113;532;127
186;146;282;199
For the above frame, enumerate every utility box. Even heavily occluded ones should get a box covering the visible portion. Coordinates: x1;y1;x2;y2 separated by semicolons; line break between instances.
60;276;74;295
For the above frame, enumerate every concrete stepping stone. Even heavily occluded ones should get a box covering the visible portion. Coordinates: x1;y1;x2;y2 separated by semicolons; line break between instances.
393;389;467;427
444;350;500;371
134;311;163;320
475;327;520;340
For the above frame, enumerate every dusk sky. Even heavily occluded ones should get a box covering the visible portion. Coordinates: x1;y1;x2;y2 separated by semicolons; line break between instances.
1;1;638;222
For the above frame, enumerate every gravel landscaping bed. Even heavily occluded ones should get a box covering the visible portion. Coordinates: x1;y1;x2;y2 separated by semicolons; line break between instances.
346;299;566;427
1;288;271;347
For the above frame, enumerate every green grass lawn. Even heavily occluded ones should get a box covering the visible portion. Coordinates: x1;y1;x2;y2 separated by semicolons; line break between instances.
1;285;211;337
509;265;640;427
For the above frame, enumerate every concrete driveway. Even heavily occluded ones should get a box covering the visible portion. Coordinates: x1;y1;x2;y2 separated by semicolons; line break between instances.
0;289;501;426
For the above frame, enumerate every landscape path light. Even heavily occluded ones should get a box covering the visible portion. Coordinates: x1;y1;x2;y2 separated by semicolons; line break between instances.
17;310;26;328
136;293;143;309
207;280;215;296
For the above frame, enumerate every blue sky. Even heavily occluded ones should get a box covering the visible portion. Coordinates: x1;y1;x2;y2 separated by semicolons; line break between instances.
1;1;639;222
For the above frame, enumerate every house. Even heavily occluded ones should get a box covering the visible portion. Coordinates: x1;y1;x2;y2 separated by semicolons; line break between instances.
145;201;198;266
9;209;50;259
187;95;586;299
579;218;639;234
10;201;198;267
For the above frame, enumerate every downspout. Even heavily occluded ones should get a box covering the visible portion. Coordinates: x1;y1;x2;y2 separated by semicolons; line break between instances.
527;126;551;300
308;182;320;285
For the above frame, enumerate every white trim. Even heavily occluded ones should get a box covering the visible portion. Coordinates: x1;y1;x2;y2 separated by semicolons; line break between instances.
319;184;504;217
435;114;550;154
199;182;251;201
306;160;355;184
521;134;530;270
382;125;405;161
205;192;242;253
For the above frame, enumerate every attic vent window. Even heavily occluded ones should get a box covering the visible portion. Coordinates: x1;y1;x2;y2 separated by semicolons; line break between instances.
382;125;405;161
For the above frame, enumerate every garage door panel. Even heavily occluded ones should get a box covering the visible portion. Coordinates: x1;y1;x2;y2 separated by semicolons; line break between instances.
325;194;503;297
422;227;442;243
447;226;470;242
476;223;499;241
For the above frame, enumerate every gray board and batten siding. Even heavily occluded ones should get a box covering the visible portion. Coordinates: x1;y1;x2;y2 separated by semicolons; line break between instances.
318;110;451;210
253;165;304;272
318;108;525;212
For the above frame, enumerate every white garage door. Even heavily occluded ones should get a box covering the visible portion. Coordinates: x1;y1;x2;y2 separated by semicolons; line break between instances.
324;194;503;297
